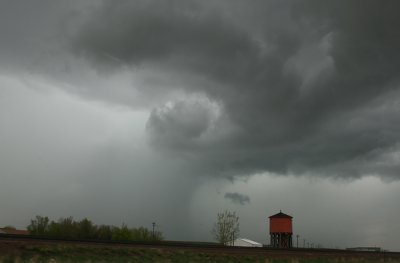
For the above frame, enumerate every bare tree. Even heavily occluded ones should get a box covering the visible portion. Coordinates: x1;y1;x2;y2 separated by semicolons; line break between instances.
212;210;239;245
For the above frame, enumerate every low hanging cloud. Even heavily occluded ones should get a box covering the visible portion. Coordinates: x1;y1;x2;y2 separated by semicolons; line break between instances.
224;192;250;205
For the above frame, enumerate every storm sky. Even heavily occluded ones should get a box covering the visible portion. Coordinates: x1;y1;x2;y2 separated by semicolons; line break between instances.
1;0;400;251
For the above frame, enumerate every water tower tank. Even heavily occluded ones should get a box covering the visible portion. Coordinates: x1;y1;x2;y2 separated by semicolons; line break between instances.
269;210;293;248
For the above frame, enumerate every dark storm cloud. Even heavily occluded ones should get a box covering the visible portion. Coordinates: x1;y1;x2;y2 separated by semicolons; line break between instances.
146;99;216;150
70;0;400;179
73;0;256;66
0;0;92;73
224;192;250;205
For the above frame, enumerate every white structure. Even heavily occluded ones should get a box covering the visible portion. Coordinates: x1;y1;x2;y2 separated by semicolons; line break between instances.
233;238;263;247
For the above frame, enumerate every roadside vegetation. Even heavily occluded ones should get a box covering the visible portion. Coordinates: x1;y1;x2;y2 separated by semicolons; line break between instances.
0;244;261;263
27;215;163;242
0;243;393;263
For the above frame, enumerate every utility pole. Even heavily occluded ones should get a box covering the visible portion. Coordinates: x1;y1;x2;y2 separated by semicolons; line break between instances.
296;235;299;248
152;222;155;239
303;239;306;248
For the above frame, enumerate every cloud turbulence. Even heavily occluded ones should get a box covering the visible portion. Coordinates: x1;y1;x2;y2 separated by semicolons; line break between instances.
69;0;400;180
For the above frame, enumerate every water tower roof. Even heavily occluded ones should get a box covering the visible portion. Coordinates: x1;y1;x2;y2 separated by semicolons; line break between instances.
269;211;293;219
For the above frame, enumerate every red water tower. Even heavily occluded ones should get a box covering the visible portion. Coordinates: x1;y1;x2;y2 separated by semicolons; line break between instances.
269;210;293;248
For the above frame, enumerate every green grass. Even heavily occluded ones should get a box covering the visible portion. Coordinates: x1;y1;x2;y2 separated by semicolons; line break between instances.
0;244;398;263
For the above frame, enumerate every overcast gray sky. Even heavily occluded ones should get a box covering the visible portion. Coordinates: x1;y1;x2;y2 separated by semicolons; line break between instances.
1;0;400;251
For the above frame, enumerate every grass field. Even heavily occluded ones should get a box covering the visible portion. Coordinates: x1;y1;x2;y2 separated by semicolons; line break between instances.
0;241;398;263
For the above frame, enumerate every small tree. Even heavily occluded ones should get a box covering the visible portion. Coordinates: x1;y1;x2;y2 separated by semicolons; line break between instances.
95;225;113;240
212;210;239;245
77;218;96;239
56;216;77;238
27;215;49;235
111;224;132;241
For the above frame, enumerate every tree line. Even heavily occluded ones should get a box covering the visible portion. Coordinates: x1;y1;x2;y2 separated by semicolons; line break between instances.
27;215;163;242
